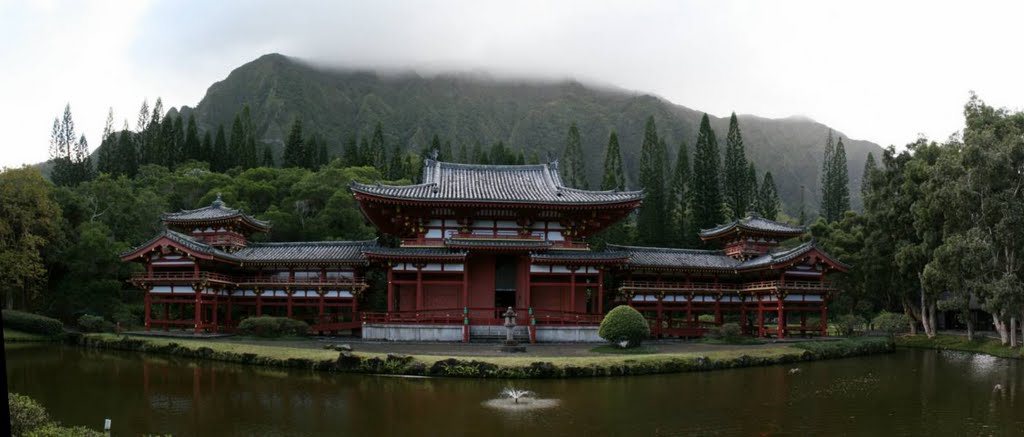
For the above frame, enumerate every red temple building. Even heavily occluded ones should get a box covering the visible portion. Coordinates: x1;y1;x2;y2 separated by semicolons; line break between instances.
124;160;847;342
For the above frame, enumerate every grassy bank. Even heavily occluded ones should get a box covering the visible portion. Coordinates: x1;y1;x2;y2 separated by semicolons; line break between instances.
896;334;1021;359
3;328;60;343
72;334;893;379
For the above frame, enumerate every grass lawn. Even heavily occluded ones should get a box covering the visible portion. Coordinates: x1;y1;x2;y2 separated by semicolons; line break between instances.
3;329;59;343
896;334;1021;359
589;345;659;355
84;333;881;369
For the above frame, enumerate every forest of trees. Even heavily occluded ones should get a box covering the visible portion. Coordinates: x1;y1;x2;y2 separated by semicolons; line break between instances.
51;93;1024;349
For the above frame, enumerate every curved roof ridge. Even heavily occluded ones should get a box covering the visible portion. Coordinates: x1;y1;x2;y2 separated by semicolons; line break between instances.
606;243;724;255
246;239;378;247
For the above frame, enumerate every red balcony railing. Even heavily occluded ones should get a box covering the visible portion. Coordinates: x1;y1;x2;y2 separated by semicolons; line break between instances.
618;280;834;293
131;272;366;289
361;307;603;326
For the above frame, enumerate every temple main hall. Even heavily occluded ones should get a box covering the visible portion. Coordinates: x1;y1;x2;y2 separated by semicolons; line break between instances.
123;159;847;342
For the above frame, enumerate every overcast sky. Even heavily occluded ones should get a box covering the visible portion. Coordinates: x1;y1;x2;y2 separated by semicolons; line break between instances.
2;0;1023;168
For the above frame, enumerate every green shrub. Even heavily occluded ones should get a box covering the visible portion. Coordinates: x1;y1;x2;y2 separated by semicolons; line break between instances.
834;314;866;336
697;314;716;323
872;311;911;338
10;392;49;437
2;310;64;337
599;305;650;347
77;314;116;333
707;322;743;340
237;316;309;338
27;423;105;437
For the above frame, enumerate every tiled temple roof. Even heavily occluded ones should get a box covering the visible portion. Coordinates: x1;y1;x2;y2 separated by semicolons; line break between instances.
444;238;553;250
162;194;271;231
607;241;843;271
362;247;468;259
235;240;377;264
698;214;805;240
122;229;240;261
350;159;644;205
607;244;740;270
530;250;629;264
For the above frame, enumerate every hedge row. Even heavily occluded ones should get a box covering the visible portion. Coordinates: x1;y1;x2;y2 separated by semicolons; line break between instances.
237;316;309;338
3;310;64;337
74;335;894;379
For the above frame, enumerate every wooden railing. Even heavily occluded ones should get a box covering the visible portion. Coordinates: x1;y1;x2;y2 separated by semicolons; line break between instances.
361;307;603;325
618;280;834;293
131;272;366;289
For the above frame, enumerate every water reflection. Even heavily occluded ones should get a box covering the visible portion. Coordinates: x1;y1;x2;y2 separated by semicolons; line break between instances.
6;346;1024;436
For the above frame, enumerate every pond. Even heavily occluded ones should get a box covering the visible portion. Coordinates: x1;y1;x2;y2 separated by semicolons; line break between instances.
6;345;1024;435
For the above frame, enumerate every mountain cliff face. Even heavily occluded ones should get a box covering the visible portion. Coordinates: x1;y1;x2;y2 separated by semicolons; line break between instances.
187;53;883;214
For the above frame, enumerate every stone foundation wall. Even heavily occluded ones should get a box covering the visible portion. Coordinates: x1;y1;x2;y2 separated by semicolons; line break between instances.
362;324;463;341
535;326;602;342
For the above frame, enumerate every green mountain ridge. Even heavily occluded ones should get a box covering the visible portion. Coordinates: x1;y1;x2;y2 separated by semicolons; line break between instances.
180;53;882;215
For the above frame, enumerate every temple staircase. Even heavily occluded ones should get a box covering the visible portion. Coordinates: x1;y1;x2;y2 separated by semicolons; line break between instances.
468;325;530;343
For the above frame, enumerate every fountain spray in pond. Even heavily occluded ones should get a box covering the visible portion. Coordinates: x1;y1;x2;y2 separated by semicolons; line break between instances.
482;387;559;411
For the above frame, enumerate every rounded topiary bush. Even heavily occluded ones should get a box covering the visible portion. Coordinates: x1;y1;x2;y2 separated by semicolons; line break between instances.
77;314;116;333
2;310;64;336
599;305;650;347
707;322;742;340
237;316;309;338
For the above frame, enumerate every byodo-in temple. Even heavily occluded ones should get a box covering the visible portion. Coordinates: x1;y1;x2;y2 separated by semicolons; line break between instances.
123;159;848;342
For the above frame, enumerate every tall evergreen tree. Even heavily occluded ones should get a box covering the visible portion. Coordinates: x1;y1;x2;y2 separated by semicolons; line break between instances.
691;114;724;233
96;109;116;175
183;114;200;161
212;125;228;172
115;129;138;177
758;171;780;220
560;122;588;188
600;131;626;190
820;129;835;221
240;105;258;169
262;145;275;167
637;116;669;244
442;140;454;163
283;119;305;168
49;104;93;186
746;162;758;215
861;151;877;199
227;114;244;169
342;134;360;166
158;114;176;168
671;140;692;246
831;137;851;218
458;143;470;163
722;113;751;218
388;144;404;179
318;141;329;167
369;122;387;169
136;99;150;133
429;134;442;156
171;114;184;163
200;131;213;164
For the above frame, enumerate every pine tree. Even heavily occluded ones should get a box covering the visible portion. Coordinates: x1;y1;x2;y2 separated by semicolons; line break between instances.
136;99;150;133
746;162;758;215
115;129;138;177
200;131;213;164
471;142;487;164
212;125;228;172
158;115;176;168
560;122;588;188
798;185;807;225
283;119;304;168
820;129;835;221
318;141;329;166
637;116;668;244
722;113;751;219
227;114;244;170
388;144;404;179
262;145;275;167
342;134;360;166
49;104;93;186
442;140;454;163
861;151;877;199
304;134;319;169
758;171;780;220
691;114;724;233
458;143;470;163
671;140;691;246
600;131;625;190
184;115;200;161
96;109;116;175
430;134;442;156
241;105;258;169
171;114;184;164
369;122;386;169
831;137;850;218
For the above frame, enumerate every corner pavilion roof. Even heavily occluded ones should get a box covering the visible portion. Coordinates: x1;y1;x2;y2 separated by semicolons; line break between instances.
698;214;805;240
350;159;644;206
608;240;847;272
121;229;374;265
162;194;271;232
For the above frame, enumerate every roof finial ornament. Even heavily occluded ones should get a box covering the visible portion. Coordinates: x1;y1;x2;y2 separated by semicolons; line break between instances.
430;148;439;161
212;193;224;208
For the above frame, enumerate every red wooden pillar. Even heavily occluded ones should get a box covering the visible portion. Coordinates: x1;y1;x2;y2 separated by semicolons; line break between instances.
194;289;202;334
757;301;764;337
287;291;294;319
777;298;785;339
415;266;424;310
714;299;722;325
597;269;604;315
144;290;152;331
387;267;395;313
212;289;219;333
524;264;532;309
569;267;577;314
820;298;828;336
226;292;233;327
461;266;468;308
686;296;693;325
656;294;663;338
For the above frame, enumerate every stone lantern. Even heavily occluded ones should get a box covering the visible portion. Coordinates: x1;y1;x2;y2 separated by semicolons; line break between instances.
500;306;526;352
